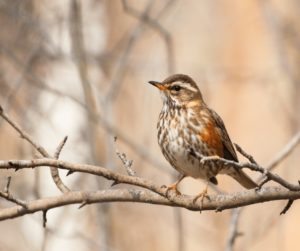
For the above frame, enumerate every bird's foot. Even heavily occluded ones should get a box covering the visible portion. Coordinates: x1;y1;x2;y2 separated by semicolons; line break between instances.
161;184;181;197
193;189;209;212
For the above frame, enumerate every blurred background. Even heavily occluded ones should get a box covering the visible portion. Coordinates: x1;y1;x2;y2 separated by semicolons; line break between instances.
0;0;300;250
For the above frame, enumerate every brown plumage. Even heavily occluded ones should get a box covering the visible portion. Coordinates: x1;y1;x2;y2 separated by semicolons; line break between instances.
148;74;257;206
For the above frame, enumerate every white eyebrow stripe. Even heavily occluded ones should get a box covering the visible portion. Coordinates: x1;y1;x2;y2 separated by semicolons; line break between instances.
171;82;198;92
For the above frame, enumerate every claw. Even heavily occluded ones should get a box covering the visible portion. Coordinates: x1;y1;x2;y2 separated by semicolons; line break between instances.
163;184;181;197
193;189;209;212
162;175;185;198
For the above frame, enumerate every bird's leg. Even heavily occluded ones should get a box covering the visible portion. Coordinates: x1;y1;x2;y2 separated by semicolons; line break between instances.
193;179;210;211
161;175;186;197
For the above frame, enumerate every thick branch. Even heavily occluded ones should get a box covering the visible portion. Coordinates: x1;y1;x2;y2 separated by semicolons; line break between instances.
1;186;300;222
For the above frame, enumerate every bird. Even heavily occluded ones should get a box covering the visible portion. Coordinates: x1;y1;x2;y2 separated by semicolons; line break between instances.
148;74;257;208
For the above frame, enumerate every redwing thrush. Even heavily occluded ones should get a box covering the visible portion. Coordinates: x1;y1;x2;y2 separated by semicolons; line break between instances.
149;74;257;207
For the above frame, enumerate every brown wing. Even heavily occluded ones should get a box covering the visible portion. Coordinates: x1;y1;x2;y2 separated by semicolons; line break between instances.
207;107;258;189
207;107;239;162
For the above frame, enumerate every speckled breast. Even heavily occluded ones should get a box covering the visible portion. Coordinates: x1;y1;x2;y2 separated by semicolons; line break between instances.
157;106;220;180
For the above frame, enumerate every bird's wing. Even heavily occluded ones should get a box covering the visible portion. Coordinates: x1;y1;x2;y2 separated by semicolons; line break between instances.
207;107;239;162
207;107;257;189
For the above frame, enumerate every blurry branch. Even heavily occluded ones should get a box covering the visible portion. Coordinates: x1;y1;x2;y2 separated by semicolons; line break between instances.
263;131;300;172
69;2;112;249
0;15;171;175
106;0;155;101
69;0;100;166
109;3;181;249
259;0;300;128
225;208;243;251
0;36;172;174
69;0;97;114
225;131;300;251
0;105;70;193
105;17;142;102
121;0;175;75
1;0;62;54
0;48;36;120
0;42;84;107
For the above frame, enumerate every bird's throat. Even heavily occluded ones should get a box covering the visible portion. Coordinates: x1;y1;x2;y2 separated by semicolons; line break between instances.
185;99;202;108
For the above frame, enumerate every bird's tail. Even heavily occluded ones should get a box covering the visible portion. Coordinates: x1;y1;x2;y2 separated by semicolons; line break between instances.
228;169;257;189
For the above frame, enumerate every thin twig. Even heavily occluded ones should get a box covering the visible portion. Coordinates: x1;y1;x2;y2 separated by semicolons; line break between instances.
256;177;271;192
280;199;294;215
43;210;47;228
54;136;68;160
0;105;70;193
234;143;257;164
114;137;136;176
0;176;28;209
4;176;11;194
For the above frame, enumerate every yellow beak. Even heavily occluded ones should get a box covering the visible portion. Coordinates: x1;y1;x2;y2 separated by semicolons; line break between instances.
148;81;167;91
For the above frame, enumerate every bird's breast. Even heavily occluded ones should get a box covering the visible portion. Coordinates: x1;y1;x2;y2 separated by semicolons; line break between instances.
157;107;220;179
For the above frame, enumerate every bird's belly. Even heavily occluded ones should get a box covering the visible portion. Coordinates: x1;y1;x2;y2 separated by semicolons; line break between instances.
159;127;218;180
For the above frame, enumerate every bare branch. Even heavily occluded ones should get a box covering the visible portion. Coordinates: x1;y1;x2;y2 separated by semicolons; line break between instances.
1;185;300;222
0;105;70;193
0;43;84;108
0;176;28;209
114;137;136;176
1;159;300;212
188;147;300;192
234;143;257;164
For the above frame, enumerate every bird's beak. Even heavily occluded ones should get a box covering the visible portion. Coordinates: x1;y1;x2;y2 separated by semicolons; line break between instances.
148;81;167;91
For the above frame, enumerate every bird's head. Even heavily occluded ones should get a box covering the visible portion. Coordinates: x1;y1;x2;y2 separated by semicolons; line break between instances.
148;74;203;108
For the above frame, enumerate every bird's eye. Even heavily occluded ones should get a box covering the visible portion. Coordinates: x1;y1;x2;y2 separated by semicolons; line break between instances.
174;85;181;91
